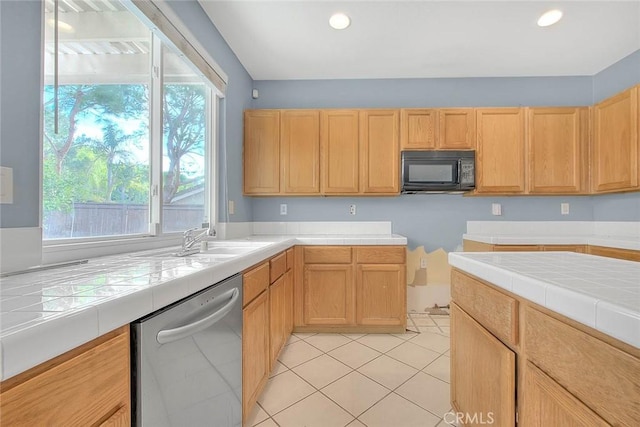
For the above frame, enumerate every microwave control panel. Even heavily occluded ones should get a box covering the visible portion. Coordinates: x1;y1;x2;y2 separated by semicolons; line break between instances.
460;161;475;185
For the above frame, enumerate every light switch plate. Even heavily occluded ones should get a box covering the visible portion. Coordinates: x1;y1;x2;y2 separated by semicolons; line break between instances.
0;166;14;204
561;203;570;215
491;203;502;216
228;200;235;215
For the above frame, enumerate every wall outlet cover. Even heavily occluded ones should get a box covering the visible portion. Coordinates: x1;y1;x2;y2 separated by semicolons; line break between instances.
280;204;287;215
491;203;502;216
349;204;356;215
561;203;570;215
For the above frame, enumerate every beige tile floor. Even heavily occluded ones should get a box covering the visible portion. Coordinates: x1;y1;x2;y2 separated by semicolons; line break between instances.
246;313;452;427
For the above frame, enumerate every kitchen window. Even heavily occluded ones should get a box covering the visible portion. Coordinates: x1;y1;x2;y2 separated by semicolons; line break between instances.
42;0;221;244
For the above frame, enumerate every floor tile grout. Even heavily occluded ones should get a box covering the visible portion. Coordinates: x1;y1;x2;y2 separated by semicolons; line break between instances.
255;313;450;427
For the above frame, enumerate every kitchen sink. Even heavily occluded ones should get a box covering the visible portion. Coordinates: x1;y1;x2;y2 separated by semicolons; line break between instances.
133;240;271;259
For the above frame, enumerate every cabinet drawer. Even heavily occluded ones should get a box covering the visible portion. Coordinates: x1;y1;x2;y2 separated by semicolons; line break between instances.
525;306;640;426
0;327;130;426
303;246;352;264
451;270;518;346
356;246;405;264
244;262;270;306
286;248;294;271
270;252;287;282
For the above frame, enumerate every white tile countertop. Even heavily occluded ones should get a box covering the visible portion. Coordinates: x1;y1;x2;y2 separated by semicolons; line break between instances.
448;252;640;349
0;234;407;381
463;221;640;251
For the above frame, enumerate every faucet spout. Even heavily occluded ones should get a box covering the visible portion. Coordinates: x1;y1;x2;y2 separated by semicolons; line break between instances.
181;225;216;252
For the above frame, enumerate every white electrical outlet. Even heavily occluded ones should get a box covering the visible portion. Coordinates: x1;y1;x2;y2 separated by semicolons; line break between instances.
280;204;287;215
0;166;14;204
561;203;570;215
228;200;235;215
349;204;356;215
420;258;427;269
491;203;502;216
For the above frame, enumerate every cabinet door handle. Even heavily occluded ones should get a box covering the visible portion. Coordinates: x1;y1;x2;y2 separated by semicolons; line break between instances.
156;288;239;344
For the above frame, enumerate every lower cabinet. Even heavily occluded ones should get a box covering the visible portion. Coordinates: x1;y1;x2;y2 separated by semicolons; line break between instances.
303;263;355;325
295;245;406;332
521;361;608;426
356;264;405;326
451;269;640;426
243;249;295;422
450;303;516;427
242;289;269;422
0;326;130;426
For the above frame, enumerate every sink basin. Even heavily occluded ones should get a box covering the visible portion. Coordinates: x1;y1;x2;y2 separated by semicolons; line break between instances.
132;240;271;259
200;246;260;255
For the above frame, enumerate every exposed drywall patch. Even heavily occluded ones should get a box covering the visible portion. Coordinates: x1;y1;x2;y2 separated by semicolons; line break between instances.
407;246;452;311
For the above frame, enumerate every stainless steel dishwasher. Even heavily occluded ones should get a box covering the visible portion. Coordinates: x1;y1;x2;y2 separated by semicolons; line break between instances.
132;274;242;426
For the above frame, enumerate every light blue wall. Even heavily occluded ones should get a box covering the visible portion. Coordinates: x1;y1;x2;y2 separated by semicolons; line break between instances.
593;49;640;103
0;1;42;228
253;76;593;109
252;196;595;251
592;193;640;222
250;50;640;248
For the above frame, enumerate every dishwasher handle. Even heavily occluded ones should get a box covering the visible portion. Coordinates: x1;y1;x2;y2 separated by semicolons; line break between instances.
156;287;239;345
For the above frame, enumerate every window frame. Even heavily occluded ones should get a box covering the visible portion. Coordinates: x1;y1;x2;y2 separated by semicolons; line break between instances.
40;1;221;263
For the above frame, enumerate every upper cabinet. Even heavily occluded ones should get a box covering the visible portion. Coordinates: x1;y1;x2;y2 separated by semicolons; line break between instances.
476;108;526;194
527;107;588;194
400;109;437;149
400;108;475;150
360;110;400;194
244;84;640;197
592;86;639;193
439;108;476;150
244;110;280;194
281;110;320;194
321;110;360;194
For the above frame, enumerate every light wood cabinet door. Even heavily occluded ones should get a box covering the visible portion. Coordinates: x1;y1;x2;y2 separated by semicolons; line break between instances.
476;108;526;193
242;291;269;421
521;361;608;427
356;264;405;326
269;276;286;367
527;107;588;194
592;87;639;192
451;303;516;427
281;110;320;194
303;264;355;325
321;110;360;194
400;109;437;150
0;327;130;427
360;110;400;194
244;110;280;194
439;108;476;149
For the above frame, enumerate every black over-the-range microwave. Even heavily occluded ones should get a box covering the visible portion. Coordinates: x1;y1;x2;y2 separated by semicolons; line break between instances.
401;150;476;194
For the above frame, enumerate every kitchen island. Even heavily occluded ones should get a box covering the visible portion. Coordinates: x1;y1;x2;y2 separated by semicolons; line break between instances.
448;251;639;426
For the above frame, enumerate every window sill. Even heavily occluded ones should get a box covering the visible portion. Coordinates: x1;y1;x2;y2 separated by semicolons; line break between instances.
42;234;183;265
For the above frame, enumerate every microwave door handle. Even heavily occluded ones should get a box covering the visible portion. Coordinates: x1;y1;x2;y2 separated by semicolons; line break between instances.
455;160;461;184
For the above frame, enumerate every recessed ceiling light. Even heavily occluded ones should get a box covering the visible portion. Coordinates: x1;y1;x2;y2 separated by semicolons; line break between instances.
329;13;351;30
537;9;563;27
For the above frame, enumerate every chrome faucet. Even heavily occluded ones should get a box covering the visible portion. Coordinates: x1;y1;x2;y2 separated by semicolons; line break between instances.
178;225;216;256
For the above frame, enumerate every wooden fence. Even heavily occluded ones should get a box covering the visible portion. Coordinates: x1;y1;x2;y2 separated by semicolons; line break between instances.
44;203;204;238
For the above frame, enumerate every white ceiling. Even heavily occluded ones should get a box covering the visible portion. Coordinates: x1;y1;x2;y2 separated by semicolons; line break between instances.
198;0;640;80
